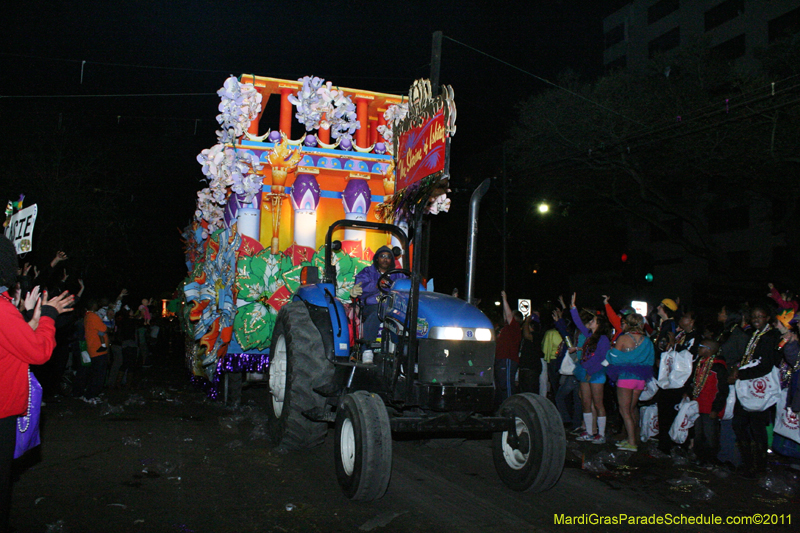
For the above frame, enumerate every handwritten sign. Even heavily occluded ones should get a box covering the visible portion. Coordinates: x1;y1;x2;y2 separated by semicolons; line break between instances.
395;110;446;191
4;204;38;254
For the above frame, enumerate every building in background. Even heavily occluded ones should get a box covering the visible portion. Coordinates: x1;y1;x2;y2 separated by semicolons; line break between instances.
604;0;800;72
580;1;800;308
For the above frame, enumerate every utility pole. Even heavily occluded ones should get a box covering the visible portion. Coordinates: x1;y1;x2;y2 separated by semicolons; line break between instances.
418;31;443;281
430;31;442;96
502;145;507;292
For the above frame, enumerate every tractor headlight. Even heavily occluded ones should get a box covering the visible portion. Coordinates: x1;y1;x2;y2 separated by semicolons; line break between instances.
438;327;464;340
428;327;493;341
474;328;493;341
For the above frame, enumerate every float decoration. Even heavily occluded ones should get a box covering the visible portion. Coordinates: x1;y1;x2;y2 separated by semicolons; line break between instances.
265;139;304;254
288;76;361;143
233;250;285;350
289;173;321;251
181;221;206;271
377;103;408;148
389;79;456;218
194;76;264;237
373;160;396;223
216;76;263;144
184;227;241;380
183;74;409;395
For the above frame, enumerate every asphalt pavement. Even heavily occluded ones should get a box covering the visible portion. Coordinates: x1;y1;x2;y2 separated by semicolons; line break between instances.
10;353;799;533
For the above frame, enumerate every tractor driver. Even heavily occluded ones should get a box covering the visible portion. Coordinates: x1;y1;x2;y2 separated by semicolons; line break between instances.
350;245;406;360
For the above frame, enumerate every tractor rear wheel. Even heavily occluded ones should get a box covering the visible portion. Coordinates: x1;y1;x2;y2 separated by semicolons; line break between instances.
265;302;333;450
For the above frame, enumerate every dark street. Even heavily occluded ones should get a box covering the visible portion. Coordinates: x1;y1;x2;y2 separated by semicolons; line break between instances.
10;350;796;533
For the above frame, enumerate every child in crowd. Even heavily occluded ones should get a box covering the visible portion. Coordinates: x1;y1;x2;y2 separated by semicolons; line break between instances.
139;298;152;325
688;339;729;466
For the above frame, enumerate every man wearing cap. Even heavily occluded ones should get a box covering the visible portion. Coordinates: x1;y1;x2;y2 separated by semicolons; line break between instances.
350;246;406;361
603;295;634;341
654;298;679;354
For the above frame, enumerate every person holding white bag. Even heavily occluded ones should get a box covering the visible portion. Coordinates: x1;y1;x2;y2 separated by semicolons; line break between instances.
731;304;782;478
657;309;701;454
777;315;799;414
687;340;729;467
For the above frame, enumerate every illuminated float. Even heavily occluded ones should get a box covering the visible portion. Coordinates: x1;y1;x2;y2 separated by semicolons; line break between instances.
181;74;436;391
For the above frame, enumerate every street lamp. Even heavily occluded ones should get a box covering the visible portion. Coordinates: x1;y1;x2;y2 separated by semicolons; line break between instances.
537;202;550;214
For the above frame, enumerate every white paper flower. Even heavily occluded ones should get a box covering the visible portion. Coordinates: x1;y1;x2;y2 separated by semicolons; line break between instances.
378;103;408;143
289;76;360;141
215;76;263;144
426;194;451;215
195;188;226;238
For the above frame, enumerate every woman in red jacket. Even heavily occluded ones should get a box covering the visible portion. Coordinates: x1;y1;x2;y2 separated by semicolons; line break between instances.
0;236;74;533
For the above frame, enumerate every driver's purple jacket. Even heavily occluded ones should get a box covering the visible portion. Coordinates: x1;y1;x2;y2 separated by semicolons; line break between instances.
353;245;406;305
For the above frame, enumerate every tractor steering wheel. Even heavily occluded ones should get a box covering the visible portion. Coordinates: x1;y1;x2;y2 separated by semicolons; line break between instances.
378;269;412;293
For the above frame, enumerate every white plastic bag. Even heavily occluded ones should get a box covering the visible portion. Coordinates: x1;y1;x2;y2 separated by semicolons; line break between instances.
639;377;659;402
669;398;699;444
721;388;736;421
657;349;693;389
640;404;659;442
735;366;780;412
539;358;548;394
559;354;575;376
774;389;800;444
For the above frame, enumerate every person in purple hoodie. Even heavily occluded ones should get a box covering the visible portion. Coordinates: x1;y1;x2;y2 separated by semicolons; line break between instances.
350;246;406;360
570;293;612;444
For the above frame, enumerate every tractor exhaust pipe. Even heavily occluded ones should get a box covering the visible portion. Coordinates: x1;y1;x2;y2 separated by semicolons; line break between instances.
465;178;491;305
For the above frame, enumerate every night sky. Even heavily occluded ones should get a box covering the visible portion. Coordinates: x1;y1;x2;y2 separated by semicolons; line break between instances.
1;0;627;303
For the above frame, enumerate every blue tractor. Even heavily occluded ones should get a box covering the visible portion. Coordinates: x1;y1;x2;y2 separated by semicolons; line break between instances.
264;217;566;501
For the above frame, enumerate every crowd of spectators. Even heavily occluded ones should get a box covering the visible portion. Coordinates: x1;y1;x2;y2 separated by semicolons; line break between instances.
1;235;167;532
1;237;164;531
495;285;800;479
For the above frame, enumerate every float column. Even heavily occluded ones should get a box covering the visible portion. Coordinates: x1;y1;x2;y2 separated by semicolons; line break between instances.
355;96;371;148
290;174;321;249
343;179;371;244
279;86;294;137
369;115;378;146
247;88;268;135
318;114;331;144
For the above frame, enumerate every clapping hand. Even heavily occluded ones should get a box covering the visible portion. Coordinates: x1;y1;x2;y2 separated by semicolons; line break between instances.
43;290;75;314
24;286;41;312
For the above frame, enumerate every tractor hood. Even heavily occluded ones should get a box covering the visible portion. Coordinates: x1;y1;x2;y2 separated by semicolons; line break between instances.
382;289;494;340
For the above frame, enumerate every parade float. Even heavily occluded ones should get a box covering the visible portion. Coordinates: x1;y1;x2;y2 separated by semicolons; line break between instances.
180;74;448;395
180;74;565;501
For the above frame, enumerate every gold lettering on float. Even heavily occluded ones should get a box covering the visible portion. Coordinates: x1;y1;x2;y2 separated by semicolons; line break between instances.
428;119;445;148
